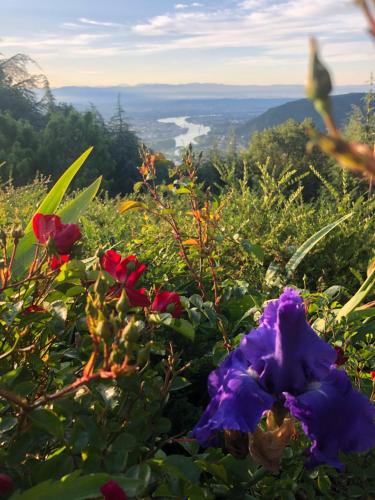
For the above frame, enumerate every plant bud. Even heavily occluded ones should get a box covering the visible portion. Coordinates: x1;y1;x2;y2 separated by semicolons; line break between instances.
116;289;128;314
94;274;108;302
121;318;139;345
0;228;6;246
306;39;332;102
137;341;152;365
96;319;112;342
11;224;24;243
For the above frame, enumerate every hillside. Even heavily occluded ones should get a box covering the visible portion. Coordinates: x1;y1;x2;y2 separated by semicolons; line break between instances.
237;93;365;142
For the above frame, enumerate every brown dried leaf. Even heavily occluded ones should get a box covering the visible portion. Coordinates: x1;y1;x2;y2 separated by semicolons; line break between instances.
249;414;295;472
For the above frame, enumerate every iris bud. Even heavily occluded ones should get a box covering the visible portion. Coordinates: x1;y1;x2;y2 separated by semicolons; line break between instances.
307;38;332;101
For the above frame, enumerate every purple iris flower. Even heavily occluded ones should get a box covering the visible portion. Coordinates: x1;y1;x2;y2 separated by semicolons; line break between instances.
192;288;375;470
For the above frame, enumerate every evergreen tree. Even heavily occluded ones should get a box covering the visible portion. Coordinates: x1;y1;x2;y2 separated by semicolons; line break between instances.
107;96;141;193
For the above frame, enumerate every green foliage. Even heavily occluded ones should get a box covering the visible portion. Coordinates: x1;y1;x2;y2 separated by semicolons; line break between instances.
0;148;374;499
245;118;332;199
0;58;141;196
0;52;374;500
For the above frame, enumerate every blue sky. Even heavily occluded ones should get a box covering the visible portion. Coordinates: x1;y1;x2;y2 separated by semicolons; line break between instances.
0;0;373;87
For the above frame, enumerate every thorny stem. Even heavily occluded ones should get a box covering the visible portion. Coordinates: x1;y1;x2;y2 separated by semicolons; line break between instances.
143;178;207;299
27;245;40;278
0;387;29;411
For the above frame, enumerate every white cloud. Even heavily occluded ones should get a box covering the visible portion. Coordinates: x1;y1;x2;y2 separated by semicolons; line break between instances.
239;0;266;8
132;0;368;60
78;17;121;27
175;2;202;9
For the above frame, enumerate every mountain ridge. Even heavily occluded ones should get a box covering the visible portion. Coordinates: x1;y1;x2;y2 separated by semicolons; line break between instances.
236;93;366;142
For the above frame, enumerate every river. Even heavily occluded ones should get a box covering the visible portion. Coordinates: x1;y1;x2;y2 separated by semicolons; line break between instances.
158;116;211;155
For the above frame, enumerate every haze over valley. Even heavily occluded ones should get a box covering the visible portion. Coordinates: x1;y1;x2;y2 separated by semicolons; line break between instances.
52;83;369;157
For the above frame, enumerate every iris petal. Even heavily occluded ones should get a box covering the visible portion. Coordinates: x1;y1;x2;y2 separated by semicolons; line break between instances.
240;288;336;394
192;365;275;447
284;369;375;470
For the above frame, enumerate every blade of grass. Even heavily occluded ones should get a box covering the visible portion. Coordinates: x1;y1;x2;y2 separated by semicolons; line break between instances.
24;147;93;232
285;212;352;277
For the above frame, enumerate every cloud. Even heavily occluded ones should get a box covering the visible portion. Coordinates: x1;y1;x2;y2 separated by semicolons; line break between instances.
78;17;121;27
0;32;114;59
132;0;369;61
175;2;202;8
239;0;266;8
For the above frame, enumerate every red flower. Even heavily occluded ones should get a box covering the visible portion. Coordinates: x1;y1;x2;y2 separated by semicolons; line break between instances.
50;254;70;270
0;474;13;495
32;214;61;244
101;250;146;286
371;371;375;381
125;286;150;308
334;346;348;366
101;250;150;307
25;304;45;313
32;213;81;255
151;291;184;318
100;480;128;500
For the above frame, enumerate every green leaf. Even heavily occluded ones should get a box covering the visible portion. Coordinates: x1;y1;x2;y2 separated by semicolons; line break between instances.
0;416;18;434
164;455;201;484
285;212;352;277
170;318;195;341
29;409;64;438
25;147;93;232
118;200;146;214
170;376;192;391
336;267;375;322
58;176;102;223
149;314;195;341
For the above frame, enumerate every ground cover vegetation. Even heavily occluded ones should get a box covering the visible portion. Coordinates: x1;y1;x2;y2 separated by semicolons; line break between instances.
0;8;375;499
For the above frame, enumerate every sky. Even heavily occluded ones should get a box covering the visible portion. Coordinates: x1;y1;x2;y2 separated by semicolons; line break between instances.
0;0;374;87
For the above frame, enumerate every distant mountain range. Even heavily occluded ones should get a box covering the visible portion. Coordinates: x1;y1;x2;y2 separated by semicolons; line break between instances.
52;83;368;118
236;93;365;142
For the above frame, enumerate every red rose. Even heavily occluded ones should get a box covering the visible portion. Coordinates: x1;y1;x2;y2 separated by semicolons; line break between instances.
100;480;128;500
53;224;81;254
371;371;375;381
32;214;61;244
101;250;146;286
0;474;13;495
334;346;348;366
101;250;150;307
151;291;184;318
50;254;70;270
32;213;81;255
125;286;150;308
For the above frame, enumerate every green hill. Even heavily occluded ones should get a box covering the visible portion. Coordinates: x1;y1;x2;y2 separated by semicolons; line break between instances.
237;93;365;143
